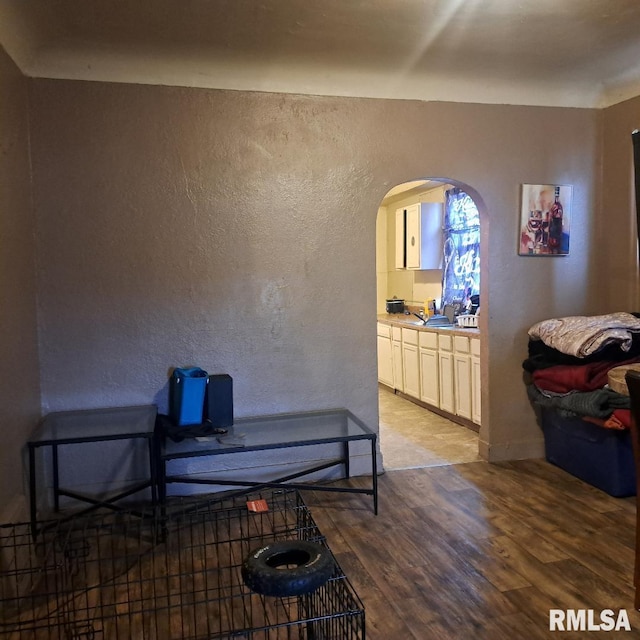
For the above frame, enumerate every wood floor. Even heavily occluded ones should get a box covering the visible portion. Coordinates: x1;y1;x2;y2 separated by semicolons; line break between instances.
307;460;640;639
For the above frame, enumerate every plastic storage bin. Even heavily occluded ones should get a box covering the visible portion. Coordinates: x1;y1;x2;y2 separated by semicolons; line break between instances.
540;408;636;497
169;367;208;426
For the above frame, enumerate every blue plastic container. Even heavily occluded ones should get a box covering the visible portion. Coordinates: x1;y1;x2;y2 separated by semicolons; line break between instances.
169;367;209;426
541;408;636;497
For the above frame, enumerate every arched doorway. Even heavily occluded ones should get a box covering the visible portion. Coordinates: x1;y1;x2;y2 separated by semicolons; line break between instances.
375;178;483;470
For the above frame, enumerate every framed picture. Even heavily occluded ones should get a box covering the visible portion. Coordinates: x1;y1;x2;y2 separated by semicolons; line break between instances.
519;183;572;256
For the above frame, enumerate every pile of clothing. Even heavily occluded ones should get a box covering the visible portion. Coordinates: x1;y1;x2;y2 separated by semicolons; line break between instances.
523;312;640;430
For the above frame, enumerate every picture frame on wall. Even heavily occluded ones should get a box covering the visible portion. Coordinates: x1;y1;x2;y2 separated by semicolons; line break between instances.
519;183;572;256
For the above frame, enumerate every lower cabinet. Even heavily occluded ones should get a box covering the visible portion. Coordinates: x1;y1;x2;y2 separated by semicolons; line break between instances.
377;322;481;426
402;328;420;399
391;326;404;392
453;335;472;420
419;331;439;406
376;324;394;388
438;333;455;414
471;338;482;425
438;353;455;414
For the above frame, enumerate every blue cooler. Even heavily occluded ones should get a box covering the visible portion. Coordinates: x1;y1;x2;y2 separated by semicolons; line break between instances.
169;367;209;426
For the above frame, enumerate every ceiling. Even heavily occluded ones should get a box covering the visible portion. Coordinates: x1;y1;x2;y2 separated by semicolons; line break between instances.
2;0;640;108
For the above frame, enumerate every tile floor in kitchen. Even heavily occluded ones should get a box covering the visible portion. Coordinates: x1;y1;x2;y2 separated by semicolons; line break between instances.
378;385;481;470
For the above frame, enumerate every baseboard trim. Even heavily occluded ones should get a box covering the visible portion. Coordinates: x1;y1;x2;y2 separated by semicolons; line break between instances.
480;437;545;462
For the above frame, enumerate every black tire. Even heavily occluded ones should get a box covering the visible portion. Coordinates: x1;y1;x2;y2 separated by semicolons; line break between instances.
241;540;335;597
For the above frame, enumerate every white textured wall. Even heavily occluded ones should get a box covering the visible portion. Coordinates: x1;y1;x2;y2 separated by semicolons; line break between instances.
26;81;601;497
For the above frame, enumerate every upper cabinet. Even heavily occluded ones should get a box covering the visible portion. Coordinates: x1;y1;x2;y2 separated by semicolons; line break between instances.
395;202;443;270
394;208;406;270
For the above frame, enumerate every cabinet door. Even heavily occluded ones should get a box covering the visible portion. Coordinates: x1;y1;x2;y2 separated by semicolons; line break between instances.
418;202;443;269
405;204;420;269
395;208;406;269
403;342;420;398
471;354;481;425
438;351;454;413
454;353;472;420
377;335;394;387
392;340;404;392
419;348;439;406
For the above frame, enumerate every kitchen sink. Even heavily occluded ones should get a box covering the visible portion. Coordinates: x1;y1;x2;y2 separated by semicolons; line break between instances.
394;319;428;327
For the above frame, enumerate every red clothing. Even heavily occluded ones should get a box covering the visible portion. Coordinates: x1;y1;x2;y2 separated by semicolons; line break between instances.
532;358;640;394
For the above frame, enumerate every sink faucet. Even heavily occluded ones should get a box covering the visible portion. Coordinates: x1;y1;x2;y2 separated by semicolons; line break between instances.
405;311;428;325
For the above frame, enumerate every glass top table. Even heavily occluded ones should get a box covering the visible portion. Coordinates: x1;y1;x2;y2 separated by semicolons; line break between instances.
30;405;157;445
28;405;158;536
158;408;378;514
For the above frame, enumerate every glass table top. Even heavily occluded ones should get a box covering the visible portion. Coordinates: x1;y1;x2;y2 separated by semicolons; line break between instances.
162;408;376;458
29;405;158;445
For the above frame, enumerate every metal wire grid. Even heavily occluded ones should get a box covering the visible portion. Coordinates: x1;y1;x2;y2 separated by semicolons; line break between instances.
0;490;365;639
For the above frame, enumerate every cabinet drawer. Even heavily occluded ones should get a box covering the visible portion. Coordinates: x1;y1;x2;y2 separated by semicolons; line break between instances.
402;327;419;346
377;323;392;338
439;334;453;351
419;331;438;350
471;337;480;357
392;326;403;341
454;335;470;353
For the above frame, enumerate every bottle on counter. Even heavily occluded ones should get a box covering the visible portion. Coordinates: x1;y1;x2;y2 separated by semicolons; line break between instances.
425;298;436;317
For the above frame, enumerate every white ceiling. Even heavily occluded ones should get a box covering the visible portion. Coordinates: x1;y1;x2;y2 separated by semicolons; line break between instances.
2;0;640;108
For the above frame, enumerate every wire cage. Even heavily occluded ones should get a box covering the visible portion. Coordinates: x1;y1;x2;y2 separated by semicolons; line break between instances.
0;490;365;639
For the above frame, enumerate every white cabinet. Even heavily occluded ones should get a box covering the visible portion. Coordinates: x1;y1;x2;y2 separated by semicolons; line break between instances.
419;331;439;406
392;326;404;392
376;321;481;426
453;336;472;420
438;334;454;413
402;202;443;270
471;337;481;425
395;203;442;270
395;209;406;269
402;328;420;399
376;323;394;387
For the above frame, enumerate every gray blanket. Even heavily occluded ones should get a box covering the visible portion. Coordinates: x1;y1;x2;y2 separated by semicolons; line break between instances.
526;384;630;419
528;312;640;358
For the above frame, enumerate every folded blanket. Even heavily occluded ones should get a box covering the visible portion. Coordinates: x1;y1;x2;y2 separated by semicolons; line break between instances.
523;335;640;372
529;312;640;358
526;384;631;418
532;357;640;394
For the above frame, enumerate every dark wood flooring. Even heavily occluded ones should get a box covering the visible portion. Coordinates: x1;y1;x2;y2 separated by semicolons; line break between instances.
307;460;640;639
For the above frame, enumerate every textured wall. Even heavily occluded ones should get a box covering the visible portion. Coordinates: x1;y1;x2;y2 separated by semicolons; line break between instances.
28;80;601;484
0;47;40;520
600;97;640;311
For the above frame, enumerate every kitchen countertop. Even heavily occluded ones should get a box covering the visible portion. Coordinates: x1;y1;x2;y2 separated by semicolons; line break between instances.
377;314;480;337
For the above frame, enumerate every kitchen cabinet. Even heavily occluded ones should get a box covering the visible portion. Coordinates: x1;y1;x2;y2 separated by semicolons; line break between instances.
453;335;472;420
395;209;406;269
419;331;439;406
376;323;394;387
376;320;481;427
402;328;420;399
396;202;443;270
471;337;481;425
392;326;404;392
438;334;455;414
